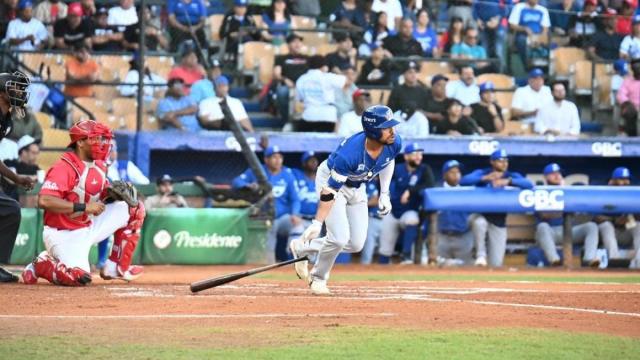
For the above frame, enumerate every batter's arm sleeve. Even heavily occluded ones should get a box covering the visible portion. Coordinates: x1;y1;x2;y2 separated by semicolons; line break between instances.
460;169;485;186
231;169;256;189
509;172;534;189
409;165;436;197
326;155;349;192
378;160;395;194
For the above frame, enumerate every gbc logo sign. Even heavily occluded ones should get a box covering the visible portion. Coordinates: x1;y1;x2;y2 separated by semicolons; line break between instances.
591;142;622;157
225;136;257;152
518;190;565;211
468;140;500;155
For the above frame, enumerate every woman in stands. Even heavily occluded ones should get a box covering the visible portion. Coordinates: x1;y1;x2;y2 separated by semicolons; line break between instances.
358;11;393;56
439;16;464;56
261;0;290;45
413;8;440;58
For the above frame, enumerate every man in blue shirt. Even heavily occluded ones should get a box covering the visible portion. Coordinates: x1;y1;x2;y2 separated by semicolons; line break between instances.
232;145;302;262
473;0;507;71
378;142;435;264
290;105;402;294
156;78;201;132
535;163;599;267
460;149;533;267
189;59;222;105
289;151;319;241
168;0;207;52
437;160;473;265
508;0;551;68
360;179;383;265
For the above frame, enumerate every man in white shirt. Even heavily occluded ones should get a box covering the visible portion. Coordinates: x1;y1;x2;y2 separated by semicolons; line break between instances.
198;75;254;132
336;88;371;137
371;0;403;32
446;65;480;108
295;55;349;132
5;0;48;51
620;15;640;61
511;68;553;124
107;0;138;26
117;56;167;102
534;81;581;136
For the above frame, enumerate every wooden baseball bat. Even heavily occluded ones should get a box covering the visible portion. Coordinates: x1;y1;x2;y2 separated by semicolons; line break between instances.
190;256;309;293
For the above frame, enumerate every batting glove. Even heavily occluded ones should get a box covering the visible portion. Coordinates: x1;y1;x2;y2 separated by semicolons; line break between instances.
378;191;392;216
301;219;322;242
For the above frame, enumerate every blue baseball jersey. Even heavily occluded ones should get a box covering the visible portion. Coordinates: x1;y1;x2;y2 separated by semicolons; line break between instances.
292;168;318;217
326;132;403;191
390;163;435;218
232;165;300;218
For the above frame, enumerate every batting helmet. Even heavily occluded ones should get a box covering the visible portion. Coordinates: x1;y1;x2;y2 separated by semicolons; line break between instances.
361;105;399;140
68;120;113;161
0;71;30;117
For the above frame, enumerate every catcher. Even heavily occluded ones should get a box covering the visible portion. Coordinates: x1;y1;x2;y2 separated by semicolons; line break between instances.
22;120;145;286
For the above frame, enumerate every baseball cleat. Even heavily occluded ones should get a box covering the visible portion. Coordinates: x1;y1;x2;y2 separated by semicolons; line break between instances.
309;279;330;295
21;263;37;284
588;259;601;268
474;256;487;267
550;259;562;267
0;266;19;283
100;260;143;281
289;238;309;282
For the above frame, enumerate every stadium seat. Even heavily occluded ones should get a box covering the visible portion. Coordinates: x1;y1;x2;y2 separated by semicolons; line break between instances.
240;41;275;72
571;60;593;96
313;43;338;56
443;72;459;82
208;14;224;41
100;67;120;82
501;120;532;136
258;56;275;85
142;114;160;131
506;214;536;242
37;150;65;171
551;47;586;79
419;61;452;85
146;56;174;79
42;128;70;149
94;85;120;102
291;15;316;30
122;113;138;131
20;53;46;73
99;114;125;129
303;32;330;47
34;112;53;129
476;73;515;89
368;89;391;104
112;98;137;117
494;90;514;111
75;96;109;114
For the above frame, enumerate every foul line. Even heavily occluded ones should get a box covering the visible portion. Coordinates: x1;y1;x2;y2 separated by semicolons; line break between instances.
0;313;396;320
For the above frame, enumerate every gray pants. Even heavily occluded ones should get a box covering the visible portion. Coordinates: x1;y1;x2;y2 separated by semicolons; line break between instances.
378;210;420;257
598;221;640;260
297;161;369;281
437;231;474;265
470;214;507;267
360;216;383;264
535;222;599;263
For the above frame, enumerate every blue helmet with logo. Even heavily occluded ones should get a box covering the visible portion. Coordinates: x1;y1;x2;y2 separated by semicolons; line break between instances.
361;105;399;140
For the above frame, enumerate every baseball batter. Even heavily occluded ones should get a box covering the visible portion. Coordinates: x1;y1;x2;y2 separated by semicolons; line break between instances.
289;105;402;295
22;120;145;286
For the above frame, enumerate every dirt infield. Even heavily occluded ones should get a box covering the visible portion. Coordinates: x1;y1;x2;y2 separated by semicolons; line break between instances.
1;264;640;345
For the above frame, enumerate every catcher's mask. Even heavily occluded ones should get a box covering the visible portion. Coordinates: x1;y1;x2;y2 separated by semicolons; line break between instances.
68;120;113;161
0;71;30;118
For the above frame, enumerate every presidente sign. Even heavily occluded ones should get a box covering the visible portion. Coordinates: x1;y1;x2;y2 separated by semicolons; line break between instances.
153;229;243;250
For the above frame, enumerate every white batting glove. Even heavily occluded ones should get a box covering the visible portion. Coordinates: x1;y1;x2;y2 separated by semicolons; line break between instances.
378;192;392;216
301;219;322;242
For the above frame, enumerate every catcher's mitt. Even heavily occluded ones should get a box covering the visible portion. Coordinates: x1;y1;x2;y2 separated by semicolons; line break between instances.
106;181;139;207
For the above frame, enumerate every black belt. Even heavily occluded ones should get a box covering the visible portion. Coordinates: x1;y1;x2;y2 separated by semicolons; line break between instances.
440;230;465;236
300;215;315;221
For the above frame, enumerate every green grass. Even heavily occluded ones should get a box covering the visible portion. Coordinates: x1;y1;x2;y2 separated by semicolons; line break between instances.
2;327;639;359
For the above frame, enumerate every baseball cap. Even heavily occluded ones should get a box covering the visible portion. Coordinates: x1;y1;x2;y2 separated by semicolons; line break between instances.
479;81;495;93
286;33;304;43
264;145;281;157
614;59;628;76
211;59;221;68
611;167;631;179
156;174;173;185
490;148;508;160
404;142;423;154
17;135;36;153
214;75;229;87
234;0;248;6
369;43;381;51
18;0;32;10
352;88;370;102
633;14;640;25
442;160;461;174
543;163;562;175
404;60;420;73
528;68;544;78
301;150;317;164
96;6;108;15
431;74;449;86
68;2;83;16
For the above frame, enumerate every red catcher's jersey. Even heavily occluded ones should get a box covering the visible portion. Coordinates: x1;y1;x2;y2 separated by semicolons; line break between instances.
40;152;109;230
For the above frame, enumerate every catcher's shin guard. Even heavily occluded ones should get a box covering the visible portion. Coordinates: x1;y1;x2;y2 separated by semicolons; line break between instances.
24;251;92;286
109;202;145;274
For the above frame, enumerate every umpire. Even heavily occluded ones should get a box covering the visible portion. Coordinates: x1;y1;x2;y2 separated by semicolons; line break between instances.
0;71;36;282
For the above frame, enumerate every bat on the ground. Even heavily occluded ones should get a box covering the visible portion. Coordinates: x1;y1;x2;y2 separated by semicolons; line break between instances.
190;256;310;293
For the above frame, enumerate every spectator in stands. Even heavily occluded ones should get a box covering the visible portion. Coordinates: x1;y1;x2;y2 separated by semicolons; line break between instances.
534;81;580;136
1;135;41;201
567;0;598;47
359;11;391;56
382;17;423;57
434;98;480;135
334;65;358;118
290;0;320;17
372;0;403;32
117;54;167;103
535;163;600;267
361;180;382;264
611;59;628;103
260;0;290;44
387;60;429;116
0;0;18;38
588;8;624;61
168;43;205;95
295;55;350;132
413;8;439;58
53;2;91;49
461;149;534;267
451;27;493;73
80;0;94;17
289;150;319;247
106;139;149;185
337;88;370;137
439;16;464;55
330;0;369;32
619;15;640;60
508;0;551;67
168;0;207;52
549;0;579;36
446;65;480;108
270;33;308;123
4;0;48;51
424;74;450;132
616;0;636;36
189;59;222;105
326;32;357;74
198;75;254;132
156;78;201;132
617;58;640;136
107;0;136;26
470;82;504;134
437;160;473;266
356;44;391;86
33;0;66;40
394;100;430;138
123;5;168;51
219;0;260;62
145;174;189;209
511;68;553;124
232;145;301;262
596;167;640;268
448;0;474;28
90;7;123;51
63;43;98;98
7;107;42;142
474;0;506;70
